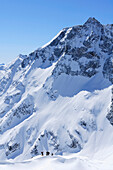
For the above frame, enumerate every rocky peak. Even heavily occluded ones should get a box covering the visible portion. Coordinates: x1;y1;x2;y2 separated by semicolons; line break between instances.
18;18;113;90
84;17;102;26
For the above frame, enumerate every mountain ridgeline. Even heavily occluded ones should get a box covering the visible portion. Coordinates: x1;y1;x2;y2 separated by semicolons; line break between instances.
0;17;112;160
21;17;113;82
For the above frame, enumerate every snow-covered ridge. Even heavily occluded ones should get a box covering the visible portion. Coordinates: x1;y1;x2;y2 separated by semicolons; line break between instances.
0;17;113;163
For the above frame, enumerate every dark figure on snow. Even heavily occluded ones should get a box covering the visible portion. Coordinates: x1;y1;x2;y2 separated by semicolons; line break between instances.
46;151;50;156
41;152;44;156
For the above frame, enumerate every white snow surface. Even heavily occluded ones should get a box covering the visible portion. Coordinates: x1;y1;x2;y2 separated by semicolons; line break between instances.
0;17;113;169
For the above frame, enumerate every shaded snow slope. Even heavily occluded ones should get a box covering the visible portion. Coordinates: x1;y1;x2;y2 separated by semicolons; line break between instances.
0;17;113;167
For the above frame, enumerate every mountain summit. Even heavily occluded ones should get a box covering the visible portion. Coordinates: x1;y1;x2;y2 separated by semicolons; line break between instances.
0;18;112;161
84;17;102;25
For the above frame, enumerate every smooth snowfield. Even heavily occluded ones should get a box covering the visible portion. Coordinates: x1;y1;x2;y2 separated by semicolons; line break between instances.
0;152;113;170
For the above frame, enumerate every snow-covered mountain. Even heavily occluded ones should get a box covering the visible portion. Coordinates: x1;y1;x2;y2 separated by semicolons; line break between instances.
0;17;113;169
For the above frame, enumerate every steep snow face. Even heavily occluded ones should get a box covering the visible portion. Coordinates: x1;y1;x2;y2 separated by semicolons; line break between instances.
0;18;113;162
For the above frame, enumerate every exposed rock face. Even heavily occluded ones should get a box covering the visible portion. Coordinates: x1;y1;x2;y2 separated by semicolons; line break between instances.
103;56;113;83
6;143;20;157
0;95;34;133
20;17;113;84
31;130;81;157
19;17;113;100
107;88;113;124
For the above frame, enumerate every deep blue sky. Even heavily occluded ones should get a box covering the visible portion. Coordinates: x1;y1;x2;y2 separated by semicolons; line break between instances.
0;0;113;64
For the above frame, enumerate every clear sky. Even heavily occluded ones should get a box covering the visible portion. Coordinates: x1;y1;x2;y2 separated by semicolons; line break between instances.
0;0;113;64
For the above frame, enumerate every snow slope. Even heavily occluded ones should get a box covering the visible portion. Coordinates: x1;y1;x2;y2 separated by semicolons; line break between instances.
0;17;113;169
